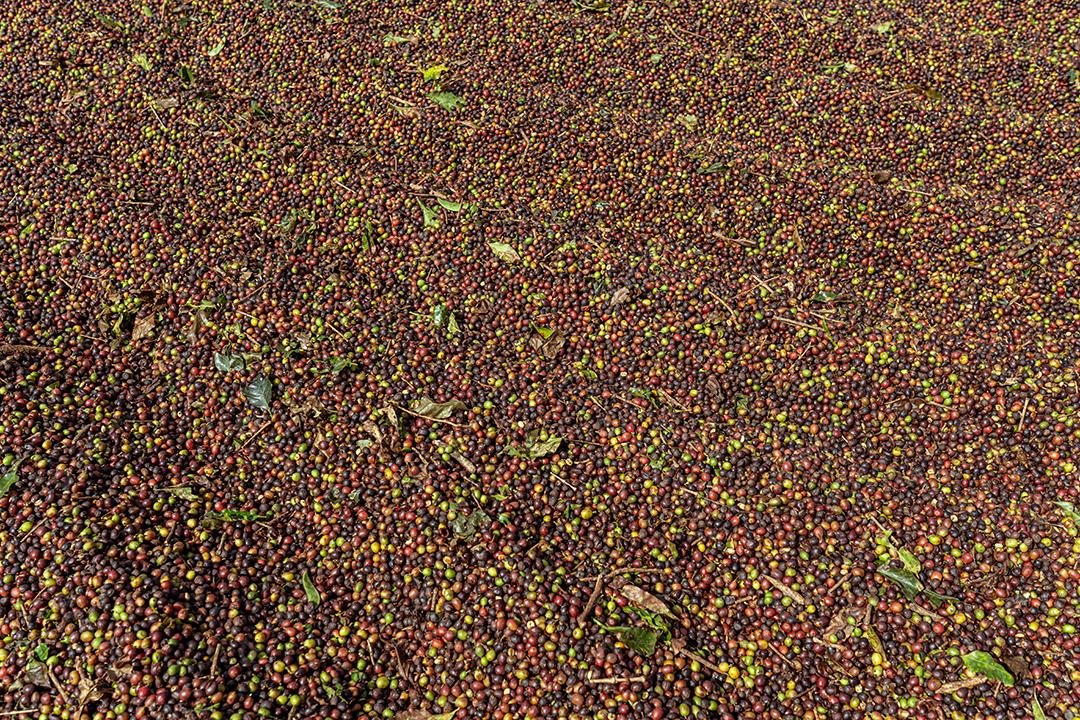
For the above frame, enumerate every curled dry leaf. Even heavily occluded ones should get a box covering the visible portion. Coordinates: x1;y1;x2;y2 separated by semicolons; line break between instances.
361;420;383;444
395;710;458;720
451;452;476;474
528;329;566;358
131;309;156;340
1002;654;1030;680
610;287;631;306
936;676;986;695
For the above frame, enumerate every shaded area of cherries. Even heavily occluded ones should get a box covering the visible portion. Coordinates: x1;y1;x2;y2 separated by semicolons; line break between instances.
1;0;1078;718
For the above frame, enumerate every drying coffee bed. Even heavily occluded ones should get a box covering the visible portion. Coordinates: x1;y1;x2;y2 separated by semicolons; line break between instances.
1;1;1078;719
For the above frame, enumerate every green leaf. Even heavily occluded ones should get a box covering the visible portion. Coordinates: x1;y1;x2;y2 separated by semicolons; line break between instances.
618;627;658;655
244;377;273;411
863;625;885;660
208;39;225;57
422;64;450;82
302;571;321;607
447;312;461;338
433;303;449;328
488;241;520;263
250;101;270;120
529;435;563;458
872;21;894;34
410;397;467;421
649;53;663;63
214;352;246;372
897;548;921;574
328;356;355;375
921;586;958;607
824;61;858;74
509;432;563;459
205;509;264;523
1032;693;1046;720
315;0;341;7
179;64;194;86
279;209;298;235
132;53;152;70
428;91;464;111
436;198;470;212
450;509;490;540
533;324;555;340
163;486;198;502
34;643;49;662
962;651;1014;686
0;458;23;497
698;161;726;175
95;12;125;31
812;291;839;303
417;198;440;229
1054;500;1080;524
906;83;943;101
675;113;698;131
877;566;922;599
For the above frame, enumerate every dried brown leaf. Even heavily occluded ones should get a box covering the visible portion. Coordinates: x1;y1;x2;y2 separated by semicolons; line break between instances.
410;397;467;420
131;310;156;340
395;710;458;720
610;287;631;306
614;580;673;617
529;330;566;359
361;420;383;444
936;676;986;695
451;452;476;474
1002;655;1030;680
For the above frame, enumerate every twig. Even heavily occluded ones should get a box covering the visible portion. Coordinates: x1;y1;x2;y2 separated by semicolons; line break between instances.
0;344;49;355
209;642;221;678
237;419;273;451
325;321;347;340
0;710;39;717
333;179;359;195
148;103;167;132
763;574;808;605
585;674;646;685
767;642;798;669
578;574;605;627
671;638;728;676
824;567;851;596
47;666;71;706
704;288;737;321
581;567;664;582
773;316;820;331
898;186;933;196
909;602;947;623
394;405;467;427
719;234;755;247
1017;398;1030;433
663;21;710;42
